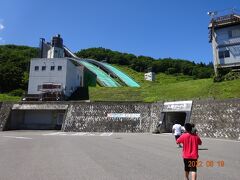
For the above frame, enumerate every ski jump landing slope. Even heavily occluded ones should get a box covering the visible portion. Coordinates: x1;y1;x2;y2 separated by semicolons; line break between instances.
64;46;140;87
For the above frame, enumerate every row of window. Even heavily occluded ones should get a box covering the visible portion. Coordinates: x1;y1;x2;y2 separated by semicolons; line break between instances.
34;66;62;71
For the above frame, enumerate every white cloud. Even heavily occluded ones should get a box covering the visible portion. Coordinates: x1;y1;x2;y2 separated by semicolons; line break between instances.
0;20;5;44
0;23;4;30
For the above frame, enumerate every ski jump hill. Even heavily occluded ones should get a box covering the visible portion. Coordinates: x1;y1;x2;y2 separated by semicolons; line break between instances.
64;46;140;87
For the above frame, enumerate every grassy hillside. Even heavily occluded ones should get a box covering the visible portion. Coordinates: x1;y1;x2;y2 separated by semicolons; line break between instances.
0;94;21;102
89;65;240;102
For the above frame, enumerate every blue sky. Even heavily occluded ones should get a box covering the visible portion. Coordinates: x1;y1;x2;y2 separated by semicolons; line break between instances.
0;0;240;63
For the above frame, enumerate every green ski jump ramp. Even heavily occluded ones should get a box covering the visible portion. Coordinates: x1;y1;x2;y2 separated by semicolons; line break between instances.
65;47;140;87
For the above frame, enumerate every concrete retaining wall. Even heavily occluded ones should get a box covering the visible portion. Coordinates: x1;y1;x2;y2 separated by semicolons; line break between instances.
0;99;239;140
0;102;13;131
62;102;163;132
191;99;240;140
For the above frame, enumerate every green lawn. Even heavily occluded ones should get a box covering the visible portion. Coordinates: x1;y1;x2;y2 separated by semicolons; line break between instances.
89;65;240;102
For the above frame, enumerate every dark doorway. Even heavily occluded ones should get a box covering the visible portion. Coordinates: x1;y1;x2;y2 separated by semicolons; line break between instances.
8;110;65;130
161;112;186;133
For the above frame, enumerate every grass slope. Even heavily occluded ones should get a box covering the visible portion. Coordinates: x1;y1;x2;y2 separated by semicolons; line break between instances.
89;64;240;102
0;94;21;102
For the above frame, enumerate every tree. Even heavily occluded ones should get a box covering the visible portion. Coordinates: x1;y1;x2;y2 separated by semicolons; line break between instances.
0;63;24;92
0;45;38;92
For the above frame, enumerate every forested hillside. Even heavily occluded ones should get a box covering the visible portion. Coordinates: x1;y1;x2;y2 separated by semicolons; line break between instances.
76;47;214;79
0;45;38;93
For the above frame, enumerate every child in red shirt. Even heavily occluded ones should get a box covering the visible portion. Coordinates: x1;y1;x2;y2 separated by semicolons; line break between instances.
177;123;202;180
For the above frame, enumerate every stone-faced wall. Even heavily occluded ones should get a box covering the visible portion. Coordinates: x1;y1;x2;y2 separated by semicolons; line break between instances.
0;102;13;131
191;99;240;140
62;102;163;132
149;102;164;132
1;99;239;140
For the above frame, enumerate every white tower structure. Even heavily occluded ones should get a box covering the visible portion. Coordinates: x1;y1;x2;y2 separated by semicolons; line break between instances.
47;34;64;58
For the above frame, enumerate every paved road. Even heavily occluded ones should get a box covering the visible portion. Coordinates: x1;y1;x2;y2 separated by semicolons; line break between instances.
0;131;239;180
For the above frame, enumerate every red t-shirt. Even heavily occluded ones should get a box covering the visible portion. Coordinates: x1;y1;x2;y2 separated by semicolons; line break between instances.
176;133;202;159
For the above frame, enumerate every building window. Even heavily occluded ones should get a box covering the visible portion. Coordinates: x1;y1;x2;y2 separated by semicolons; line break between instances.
228;31;232;38
50;66;55;71
34;66;39;71
42;66;46;71
37;85;42;91
58;66;62;71
229;29;240;38
218;50;230;59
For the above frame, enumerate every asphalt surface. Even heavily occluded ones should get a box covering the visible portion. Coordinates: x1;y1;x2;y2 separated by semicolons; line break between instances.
0;131;239;180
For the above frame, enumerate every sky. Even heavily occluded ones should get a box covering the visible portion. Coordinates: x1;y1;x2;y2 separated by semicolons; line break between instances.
0;0;240;64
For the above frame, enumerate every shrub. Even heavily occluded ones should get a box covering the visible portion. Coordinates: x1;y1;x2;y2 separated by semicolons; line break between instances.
8;89;24;97
224;72;240;81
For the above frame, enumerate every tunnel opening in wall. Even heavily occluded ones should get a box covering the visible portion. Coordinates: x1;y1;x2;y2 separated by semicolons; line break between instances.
162;112;186;132
158;101;192;133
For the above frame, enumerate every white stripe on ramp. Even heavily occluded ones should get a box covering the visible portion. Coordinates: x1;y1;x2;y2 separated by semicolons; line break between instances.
86;133;96;136
71;133;87;136
42;132;113;137
100;133;113;136
3;136;32;140
42;132;63;136
58;132;68;136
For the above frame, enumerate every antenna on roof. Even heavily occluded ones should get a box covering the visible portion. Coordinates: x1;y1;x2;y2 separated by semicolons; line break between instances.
207;11;217;18
207;7;238;18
